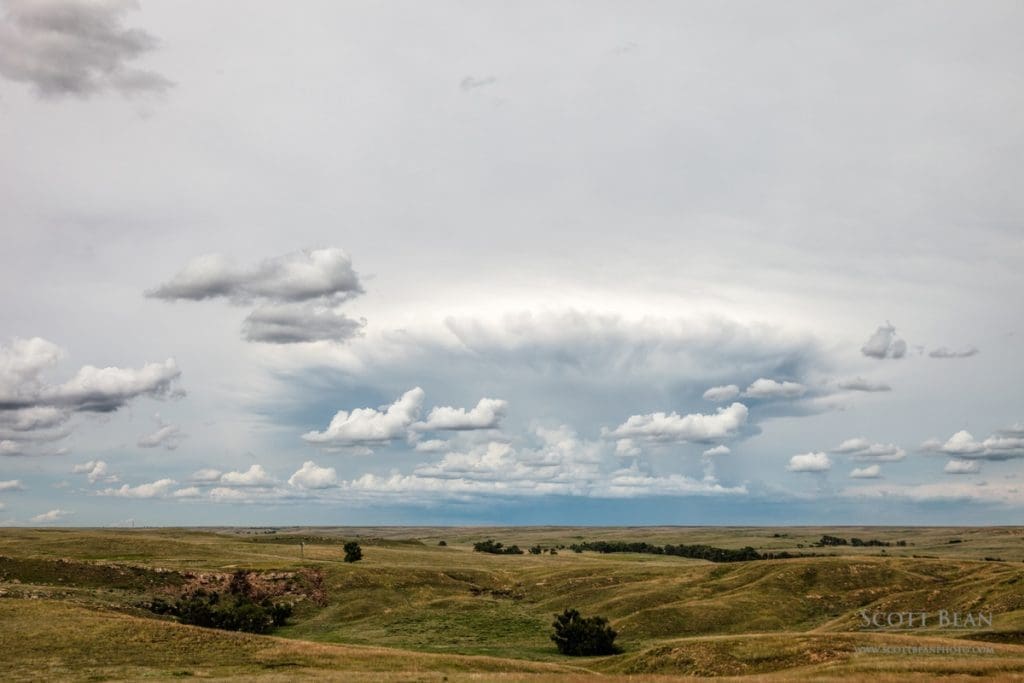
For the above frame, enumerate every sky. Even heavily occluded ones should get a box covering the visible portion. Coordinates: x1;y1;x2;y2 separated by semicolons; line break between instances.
1;0;1022;527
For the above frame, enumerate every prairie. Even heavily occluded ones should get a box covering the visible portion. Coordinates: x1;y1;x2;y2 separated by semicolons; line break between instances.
1;526;1023;680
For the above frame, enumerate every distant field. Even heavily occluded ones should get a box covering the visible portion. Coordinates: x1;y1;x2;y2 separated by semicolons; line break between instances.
2;526;1023;680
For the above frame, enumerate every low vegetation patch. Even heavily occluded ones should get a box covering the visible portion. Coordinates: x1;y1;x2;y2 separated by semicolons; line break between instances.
0;555;184;591
145;570;293;634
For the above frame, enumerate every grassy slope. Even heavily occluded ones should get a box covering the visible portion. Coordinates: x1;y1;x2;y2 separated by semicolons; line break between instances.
2;526;1024;680
0;598;580;682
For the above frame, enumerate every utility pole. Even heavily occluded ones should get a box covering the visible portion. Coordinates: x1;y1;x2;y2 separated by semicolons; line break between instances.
300;541;304;558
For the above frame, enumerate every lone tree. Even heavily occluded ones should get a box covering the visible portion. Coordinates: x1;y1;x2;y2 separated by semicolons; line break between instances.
343;541;362;563
550;608;618;656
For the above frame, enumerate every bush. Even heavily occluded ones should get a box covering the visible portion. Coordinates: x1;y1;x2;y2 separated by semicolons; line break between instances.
343;541;362;563
145;589;293;634
551;608;618;656
816;535;848;547
438;540;447;546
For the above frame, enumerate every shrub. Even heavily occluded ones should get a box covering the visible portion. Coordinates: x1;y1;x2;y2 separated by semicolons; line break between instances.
816;535;848;547
145;589;292;634
850;537;891;547
529;545;542;555
228;569;252;596
551;608;618;656
343;541;362;563
438;540;447;546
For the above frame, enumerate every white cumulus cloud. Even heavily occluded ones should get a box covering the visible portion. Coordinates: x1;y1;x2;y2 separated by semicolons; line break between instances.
190;468;222;483
99;478;176;498
72;459;110;484
414;397;507;431
30;508;70;523
219;465;275;487
702;384;740;402
921;429;1024;461
303;387;424;448
944;459;981;475
849;465;881;479
787;452;831;472
288;461;338;489
604;402;748;443
742;378;807;399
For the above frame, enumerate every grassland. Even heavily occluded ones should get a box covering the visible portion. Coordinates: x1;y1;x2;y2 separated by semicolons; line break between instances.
1;526;1023;680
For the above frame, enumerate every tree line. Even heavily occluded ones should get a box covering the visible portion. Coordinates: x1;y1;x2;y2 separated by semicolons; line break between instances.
568;540;761;563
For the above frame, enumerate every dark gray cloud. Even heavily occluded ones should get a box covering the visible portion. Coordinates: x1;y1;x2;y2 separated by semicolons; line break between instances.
150;248;365;345
998;423;1024;438
837;377;892;392
831;438;905;462
929;346;979;359
148;248;362;304
860;322;907;359
0;0;171;98
242;303;365;344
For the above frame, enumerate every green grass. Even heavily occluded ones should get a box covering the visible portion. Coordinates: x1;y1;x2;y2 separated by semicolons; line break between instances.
2;526;1024;680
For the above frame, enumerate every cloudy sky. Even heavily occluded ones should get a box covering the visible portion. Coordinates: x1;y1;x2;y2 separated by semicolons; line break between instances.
1;0;1022;526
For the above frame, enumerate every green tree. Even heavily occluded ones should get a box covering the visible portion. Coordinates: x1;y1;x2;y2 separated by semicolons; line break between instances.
343;541;362;563
550;608;618;656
